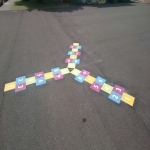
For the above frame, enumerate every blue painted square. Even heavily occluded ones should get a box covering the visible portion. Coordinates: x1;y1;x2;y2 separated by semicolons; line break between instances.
36;77;46;86
77;46;82;49
72;59;80;64
16;76;26;85
95;76;106;86
74;74;85;83
51;67;60;74
108;91;121;104
68;51;74;55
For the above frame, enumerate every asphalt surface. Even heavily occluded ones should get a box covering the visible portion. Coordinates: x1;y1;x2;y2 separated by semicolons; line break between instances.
0;3;150;150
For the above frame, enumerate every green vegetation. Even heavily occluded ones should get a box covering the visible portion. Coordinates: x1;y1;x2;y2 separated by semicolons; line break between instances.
12;0;57;10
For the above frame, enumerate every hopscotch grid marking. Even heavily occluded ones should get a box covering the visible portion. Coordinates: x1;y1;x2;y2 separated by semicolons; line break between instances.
4;43;135;106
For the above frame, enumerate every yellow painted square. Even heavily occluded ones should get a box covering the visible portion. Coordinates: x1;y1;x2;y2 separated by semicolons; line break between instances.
4;82;16;92
121;93;135;106
101;83;113;94
85;75;96;84
72;49;78;52
71;68;81;76
26;77;36;85
44;72;54;80
73;43;79;46
68;63;76;68
61;68;70;75
70;55;77;59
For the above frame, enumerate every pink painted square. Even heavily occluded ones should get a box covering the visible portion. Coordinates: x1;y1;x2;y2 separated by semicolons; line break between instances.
80;69;90;77
15;83;26;92
90;82;102;93
65;58;72;63
113;84;125;95
34;71;44;79
54;73;64;80
70;45;76;49
74;52;81;56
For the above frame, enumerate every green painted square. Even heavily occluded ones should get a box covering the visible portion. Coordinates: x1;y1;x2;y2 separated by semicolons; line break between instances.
71;68;81;76
61;68;70;75
101;83;113;94
26;77;36;85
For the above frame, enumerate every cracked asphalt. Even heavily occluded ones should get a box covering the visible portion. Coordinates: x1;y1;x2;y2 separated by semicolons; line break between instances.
0;3;150;150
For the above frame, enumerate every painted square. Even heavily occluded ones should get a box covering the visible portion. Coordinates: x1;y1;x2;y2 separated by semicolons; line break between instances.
44;72;54;80
51;67;60;75
72;59;80;64
70;55;77;59
121;93;135;106
113;84;125;95
71;69;81;76
95;76;106;86
70;45;74;49
101;83;113;94
85;75;96;84
4;82;16;92
90;82;102;93
73;43;79;46
72;49;78;52
61;68;70;75
36;77;46;86
108;91;122;104
80;69;90;77
54;73;64;80
34;72;44;79
74;52;81;56
74;74;85;83
70;45;76;49
65;58;72;63
16;76;26;84
15;83;26;92
77;46;82;49
68;51;74;55
67;63;76;69
26;77;36;85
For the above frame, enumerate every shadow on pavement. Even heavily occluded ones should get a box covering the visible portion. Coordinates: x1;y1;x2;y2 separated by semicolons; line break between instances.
27;3;136;12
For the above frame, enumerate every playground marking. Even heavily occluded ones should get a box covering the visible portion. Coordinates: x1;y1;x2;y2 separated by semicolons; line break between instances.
61;68;70;75
4;82;16;92
101;83;113;94
74;74;85;83
90;82;102;93
15;83;26;92
44;72;54;80
71;68;81;76
85;75;96;84
121;93;135;106
95;76;106;86
26;77;36;85
73;43;79;46
108;91;122;104
70;55;77;59
4;43;135;107
67;63;76;69
72;49;78;52
36;77;46;86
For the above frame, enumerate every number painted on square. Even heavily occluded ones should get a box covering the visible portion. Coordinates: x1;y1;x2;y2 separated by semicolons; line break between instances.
34;72;44;79
90;82;102;92
95;76;106;86
36;77;46;86
16;76;26;84
74;74;85;83
51;67;60;74
113;84;125;95
108;91;121;104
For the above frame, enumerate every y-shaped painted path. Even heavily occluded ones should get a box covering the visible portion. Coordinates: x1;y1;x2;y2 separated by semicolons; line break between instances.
4;43;135;107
